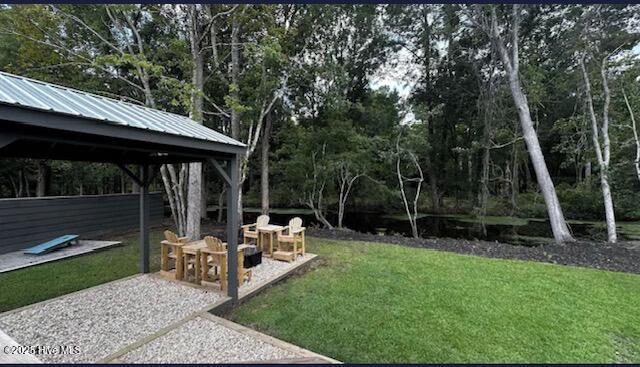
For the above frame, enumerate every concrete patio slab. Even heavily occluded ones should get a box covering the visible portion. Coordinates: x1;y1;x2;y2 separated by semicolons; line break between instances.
0;240;122;273
0;330;41;364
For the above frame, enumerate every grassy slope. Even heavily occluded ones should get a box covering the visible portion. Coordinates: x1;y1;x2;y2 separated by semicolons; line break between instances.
231;237;640;363
0;231;164;312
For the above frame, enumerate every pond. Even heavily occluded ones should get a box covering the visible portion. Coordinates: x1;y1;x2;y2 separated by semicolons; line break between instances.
236;208;640;245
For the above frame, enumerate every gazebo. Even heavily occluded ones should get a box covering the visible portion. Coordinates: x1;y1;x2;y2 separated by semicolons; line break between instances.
0;71;245;300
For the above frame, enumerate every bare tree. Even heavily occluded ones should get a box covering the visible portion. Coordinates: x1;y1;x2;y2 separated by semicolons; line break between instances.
579;53;617;242
396;132;424;239
473;5;574;243
336;162;364;229
304;145;333;229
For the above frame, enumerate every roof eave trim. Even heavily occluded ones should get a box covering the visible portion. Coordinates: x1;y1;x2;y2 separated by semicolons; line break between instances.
0;105;247;156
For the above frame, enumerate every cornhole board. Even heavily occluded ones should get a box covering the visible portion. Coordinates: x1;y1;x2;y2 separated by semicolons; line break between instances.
24;235;79;255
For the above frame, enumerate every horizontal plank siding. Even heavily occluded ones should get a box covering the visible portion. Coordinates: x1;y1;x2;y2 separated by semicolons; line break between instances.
0;193;163;254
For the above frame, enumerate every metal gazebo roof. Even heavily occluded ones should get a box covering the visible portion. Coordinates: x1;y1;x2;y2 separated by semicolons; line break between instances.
0;70;245;164
0;71;243;300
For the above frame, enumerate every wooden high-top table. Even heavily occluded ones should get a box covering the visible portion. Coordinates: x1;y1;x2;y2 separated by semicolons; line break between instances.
256;224;284;256
181;240;207;284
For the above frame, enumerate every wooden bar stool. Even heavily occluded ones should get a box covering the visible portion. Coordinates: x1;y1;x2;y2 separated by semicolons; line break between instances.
274;217;306;262
241;215;270;250
160;230;190;280
200;236;252;290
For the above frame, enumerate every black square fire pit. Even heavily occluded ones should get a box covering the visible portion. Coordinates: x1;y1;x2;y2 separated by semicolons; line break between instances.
243;246;262;268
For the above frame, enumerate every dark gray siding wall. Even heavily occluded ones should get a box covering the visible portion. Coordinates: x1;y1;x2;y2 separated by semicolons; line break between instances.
0;193;163;254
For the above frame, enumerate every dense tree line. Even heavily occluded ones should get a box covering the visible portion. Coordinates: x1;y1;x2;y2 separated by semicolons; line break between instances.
0;4;638;243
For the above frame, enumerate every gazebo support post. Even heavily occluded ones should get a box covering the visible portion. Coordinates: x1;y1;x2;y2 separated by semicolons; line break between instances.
117;163;156;274
225;155;239;301
139;164;150;274
212;156;240;301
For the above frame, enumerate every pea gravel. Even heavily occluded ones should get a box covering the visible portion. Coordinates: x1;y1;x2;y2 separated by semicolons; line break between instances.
0;275;222;363
242;254;314;290
119;316;300;363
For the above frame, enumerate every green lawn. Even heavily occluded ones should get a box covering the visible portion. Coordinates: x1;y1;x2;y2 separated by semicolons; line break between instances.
2;232;639;363
0;230;164;312
230;237;640;363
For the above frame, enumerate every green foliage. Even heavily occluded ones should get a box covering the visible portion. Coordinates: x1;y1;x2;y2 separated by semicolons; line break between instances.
1;3;639;227
556;183;605;220
516;192;549;219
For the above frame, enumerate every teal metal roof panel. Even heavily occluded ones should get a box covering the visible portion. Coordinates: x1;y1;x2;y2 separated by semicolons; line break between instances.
0;71;245;148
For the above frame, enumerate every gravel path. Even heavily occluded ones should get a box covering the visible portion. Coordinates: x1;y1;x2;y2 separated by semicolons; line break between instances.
243;255;314;290
118;316;300;363
0;275;222;363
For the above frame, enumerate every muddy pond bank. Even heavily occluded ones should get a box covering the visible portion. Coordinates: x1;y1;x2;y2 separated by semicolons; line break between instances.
307;227;640;274
235;208;640;245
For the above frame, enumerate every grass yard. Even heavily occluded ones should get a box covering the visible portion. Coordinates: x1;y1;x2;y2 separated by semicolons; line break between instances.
0;230;164;312
2;231;639;363
230;237;640;363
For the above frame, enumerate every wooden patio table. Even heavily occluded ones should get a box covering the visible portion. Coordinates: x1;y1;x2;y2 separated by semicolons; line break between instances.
256;224;285;256
182;240;207;284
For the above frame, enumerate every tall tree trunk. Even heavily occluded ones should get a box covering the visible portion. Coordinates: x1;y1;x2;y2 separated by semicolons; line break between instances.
230;18;241;140
579;55;617;243
623;90;640;183
217;184;226;223
161;165;178;232
230;17;244;224
418;5;440;213
261;111;272;215
36;160;49;197
426;164;439;212
201;172;208;219
23;169;30;197
9;174;19;197
478;143;490;236
167;164;188;236
487;5;573;243
120;171;126;194
510;142;519;215
509;79;572;242
584;162;592;186
15;171;24;197
474;55;498;236
186;5;204;240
